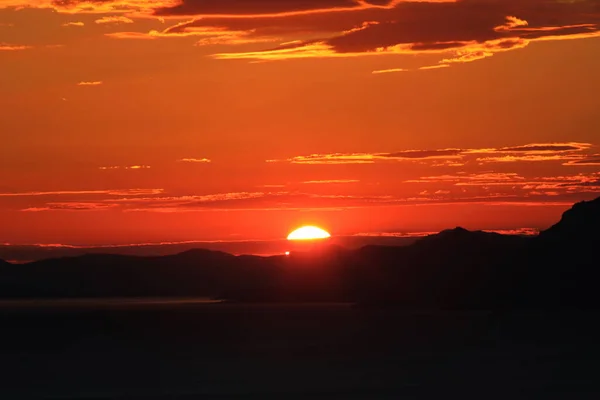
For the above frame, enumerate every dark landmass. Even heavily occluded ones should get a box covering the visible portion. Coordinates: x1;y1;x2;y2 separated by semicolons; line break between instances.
0;197;598;309
0;197;599;399
0;235;420;263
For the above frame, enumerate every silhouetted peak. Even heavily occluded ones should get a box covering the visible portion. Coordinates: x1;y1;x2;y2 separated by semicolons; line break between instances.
419;227;484;242
443;227;471;235
540;196;600;241
414;226;526;253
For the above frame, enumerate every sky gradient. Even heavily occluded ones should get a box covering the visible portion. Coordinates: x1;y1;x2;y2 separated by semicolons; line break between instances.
1;0;599;246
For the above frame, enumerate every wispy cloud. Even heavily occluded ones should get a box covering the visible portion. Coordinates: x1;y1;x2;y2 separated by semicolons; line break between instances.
269;142;596;166
8;0;595;72
77;81;103;86
406;172;600;197
372;68;408;75
259;185;287;189
471;142;593;164
13;186;594;216
105;32;158;40
20;188;591;214
0;0;180;14
486;228;540;236
0;43;32;51
353;231;437;238
95;16;134;24
354;228;540;238
199;5;599;69
476;155;585;163
62;21;84;27
107;25;280;46
419;64;450;70
22;203;118;212
99;165;151;170
1;189;164;198
302;180;360;184
564;156;600;166
406;173;527;185
267;149;463;165
493;143;591;153
177;158;211;163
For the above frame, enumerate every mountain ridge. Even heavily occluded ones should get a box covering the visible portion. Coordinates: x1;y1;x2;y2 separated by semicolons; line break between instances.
0;196;597;309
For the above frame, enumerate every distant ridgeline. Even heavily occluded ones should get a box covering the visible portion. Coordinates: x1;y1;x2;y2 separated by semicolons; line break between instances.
1;197;599;310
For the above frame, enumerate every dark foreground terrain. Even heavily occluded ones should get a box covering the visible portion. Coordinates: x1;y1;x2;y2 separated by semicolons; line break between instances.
1;302;599;399
1;198;599;398
1;197;599;309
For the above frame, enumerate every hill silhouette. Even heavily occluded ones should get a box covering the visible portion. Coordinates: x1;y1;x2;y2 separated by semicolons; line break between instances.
0;196;599;309
510;196;600;308
539;196;600;243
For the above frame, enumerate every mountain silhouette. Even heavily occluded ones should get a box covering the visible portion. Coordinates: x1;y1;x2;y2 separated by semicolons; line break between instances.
0;196;599;309
539;196;600;244
511;196;600;308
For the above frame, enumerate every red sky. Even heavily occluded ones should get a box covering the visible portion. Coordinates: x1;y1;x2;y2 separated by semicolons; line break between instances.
1;0;599;245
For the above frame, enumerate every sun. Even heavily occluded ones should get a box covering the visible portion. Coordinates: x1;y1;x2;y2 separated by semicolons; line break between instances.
287;226;331;241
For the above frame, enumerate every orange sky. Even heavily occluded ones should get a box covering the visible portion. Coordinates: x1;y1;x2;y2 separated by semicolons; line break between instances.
1;0;599;245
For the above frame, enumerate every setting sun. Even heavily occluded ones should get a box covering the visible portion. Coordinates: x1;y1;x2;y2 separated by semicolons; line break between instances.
287;226;331;241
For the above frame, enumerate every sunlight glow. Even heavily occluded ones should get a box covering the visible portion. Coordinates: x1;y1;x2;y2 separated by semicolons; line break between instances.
287;226;331;241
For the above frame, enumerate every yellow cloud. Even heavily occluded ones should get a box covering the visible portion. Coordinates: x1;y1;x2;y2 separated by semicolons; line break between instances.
95;16;134;24
62;21;85;27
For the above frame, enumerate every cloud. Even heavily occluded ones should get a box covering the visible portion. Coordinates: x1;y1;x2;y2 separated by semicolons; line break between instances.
22;203;118;212
405;172;600;198
177;158;211;163
99;165;151;170
355;227;540;237
406;172;527;185
105;31;158;39
77;81;103;86
23;191;288;213
0;0;181;14
62;21;85;27
0;43;32;51
22;0;594;69
470;142;593;164
1;189;164;197
268;149;463;164
113;192;416;212
419;64;450;70
16;190;405;213
353;231;437;238
17;186;593;214
302;179;360;184
483;228;539;236
495;143;591;153
476;154;586;163
271;142;596;166
372;68;408;74
95;16;134;24
107;24;281;45
153;0;394;18
166;1;599;66
564;156;600;166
